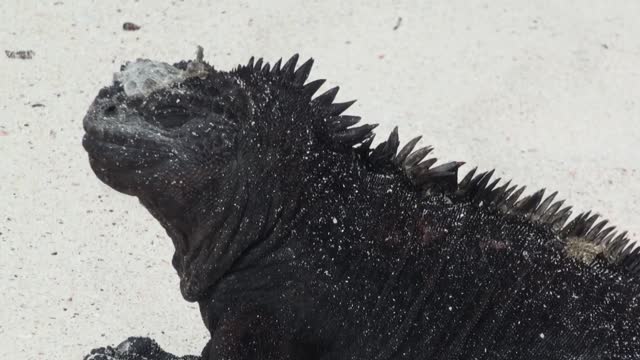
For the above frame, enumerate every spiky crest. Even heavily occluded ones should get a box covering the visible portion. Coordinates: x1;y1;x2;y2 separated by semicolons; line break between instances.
235;54;639;278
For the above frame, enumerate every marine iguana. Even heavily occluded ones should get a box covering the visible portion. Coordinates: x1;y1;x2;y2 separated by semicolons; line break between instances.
82;48;640;360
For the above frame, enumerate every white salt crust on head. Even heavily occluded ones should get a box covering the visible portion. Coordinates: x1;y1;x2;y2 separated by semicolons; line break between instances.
113;59;186;97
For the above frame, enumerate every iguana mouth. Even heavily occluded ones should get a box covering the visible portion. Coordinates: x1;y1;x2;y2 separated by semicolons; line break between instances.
82;134;171;170
82;124;172;152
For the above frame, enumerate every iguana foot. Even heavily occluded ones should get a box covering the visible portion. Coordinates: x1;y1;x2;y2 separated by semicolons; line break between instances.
83;345;122;360
84;337;200;360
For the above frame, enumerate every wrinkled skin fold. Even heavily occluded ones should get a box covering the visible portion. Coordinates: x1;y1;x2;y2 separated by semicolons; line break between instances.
82;52;640;359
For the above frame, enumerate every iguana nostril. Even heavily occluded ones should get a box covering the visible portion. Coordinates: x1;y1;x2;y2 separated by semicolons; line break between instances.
104;104;117;115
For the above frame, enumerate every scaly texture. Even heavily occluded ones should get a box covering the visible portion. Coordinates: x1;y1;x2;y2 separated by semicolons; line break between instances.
82;50;640;360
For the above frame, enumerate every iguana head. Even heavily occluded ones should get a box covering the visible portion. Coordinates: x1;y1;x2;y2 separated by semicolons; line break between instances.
82;48;245;205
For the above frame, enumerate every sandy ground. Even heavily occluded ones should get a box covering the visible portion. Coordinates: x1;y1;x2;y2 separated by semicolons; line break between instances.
1;0;639;358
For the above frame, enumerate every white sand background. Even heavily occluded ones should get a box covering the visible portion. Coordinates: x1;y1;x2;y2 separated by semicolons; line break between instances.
1;0;639;358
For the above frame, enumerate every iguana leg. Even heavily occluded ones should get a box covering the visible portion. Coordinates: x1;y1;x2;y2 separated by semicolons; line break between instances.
84;337;201;360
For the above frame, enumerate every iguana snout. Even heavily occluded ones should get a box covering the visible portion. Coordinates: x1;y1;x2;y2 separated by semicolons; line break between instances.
82;87;178;195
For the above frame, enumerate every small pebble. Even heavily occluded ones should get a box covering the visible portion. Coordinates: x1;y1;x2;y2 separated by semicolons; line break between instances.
122;22;141;31
5;50;35;59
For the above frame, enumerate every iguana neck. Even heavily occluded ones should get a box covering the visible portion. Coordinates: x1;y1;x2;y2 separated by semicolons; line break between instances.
140;157;306;302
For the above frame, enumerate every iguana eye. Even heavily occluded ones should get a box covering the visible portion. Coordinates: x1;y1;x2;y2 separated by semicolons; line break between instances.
151;105;191;128
153;104;192;128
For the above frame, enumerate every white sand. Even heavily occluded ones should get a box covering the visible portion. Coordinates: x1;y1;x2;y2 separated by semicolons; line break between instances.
1;1;639;358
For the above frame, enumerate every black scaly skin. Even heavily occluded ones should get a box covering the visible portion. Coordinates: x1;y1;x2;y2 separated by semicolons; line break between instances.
82;51;640;360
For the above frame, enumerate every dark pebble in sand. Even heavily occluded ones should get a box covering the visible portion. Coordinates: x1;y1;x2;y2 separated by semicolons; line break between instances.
122;22;141;31
5;50;35;59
